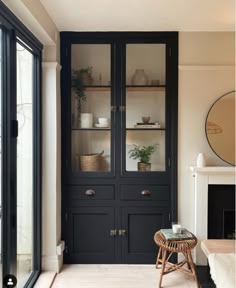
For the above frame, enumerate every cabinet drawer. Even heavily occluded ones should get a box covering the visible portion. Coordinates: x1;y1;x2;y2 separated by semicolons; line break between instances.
121;185;169;201
69;185;115;200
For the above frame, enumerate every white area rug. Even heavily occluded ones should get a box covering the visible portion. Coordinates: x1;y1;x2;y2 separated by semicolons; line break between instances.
208;253;235;288
49;265;197;288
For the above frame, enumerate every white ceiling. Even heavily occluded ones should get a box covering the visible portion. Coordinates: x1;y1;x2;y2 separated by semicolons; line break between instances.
40;0;235;31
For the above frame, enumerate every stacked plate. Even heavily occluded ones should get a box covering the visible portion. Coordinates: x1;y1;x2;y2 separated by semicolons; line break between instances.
95;117;109;128
95;123;109;128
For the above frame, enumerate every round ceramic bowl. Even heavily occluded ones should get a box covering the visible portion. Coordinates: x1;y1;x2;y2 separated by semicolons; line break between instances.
141;116;150;124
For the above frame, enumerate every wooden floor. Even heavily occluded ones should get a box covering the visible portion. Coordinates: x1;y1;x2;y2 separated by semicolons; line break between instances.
36;264;199;288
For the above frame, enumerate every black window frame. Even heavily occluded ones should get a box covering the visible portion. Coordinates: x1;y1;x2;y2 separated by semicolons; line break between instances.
0;1;42;287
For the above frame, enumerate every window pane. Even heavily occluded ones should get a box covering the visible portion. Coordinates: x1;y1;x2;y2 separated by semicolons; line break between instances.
16;42;33;286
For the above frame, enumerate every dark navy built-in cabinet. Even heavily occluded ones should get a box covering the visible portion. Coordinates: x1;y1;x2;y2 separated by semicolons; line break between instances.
60;32;178;264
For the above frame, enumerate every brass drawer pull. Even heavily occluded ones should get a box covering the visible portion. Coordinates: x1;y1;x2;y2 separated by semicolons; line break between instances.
85;189;96;196
141;190;151;196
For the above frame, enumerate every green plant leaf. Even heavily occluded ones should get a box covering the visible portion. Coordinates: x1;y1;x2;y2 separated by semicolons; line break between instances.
128;144;158;163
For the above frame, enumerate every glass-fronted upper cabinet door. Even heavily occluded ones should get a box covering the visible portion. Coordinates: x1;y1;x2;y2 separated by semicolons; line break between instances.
125;44;166;172
71;44;112;173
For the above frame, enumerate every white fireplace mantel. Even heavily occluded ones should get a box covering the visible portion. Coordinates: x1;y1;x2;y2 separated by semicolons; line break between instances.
190;166;235;265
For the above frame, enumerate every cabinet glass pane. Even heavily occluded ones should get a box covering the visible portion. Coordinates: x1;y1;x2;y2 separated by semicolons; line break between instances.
125;44;166;172
71;44;111;172
126;91;165;128
126;44;165;86
126;130;165;171
72;130;111;172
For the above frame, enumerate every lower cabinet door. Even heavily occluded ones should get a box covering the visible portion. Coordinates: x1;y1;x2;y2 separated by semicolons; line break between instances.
65;207;115;263
121;207;169;264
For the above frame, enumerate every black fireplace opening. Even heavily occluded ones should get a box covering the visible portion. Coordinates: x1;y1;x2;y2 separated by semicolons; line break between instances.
208;184;235;239
223;210;235;239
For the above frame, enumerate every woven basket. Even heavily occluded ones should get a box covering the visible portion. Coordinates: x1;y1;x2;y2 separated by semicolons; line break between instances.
79;151;104;171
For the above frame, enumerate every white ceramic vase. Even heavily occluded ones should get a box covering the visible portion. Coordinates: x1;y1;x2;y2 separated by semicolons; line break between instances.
131;69;148;85
197;153;206;168
80;113;93;128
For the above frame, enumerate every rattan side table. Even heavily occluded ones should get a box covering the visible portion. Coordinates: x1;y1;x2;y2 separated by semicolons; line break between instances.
154;230;200;288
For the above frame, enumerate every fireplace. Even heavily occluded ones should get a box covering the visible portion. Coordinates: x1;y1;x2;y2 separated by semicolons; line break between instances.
208;184;235;239
190;166;235;265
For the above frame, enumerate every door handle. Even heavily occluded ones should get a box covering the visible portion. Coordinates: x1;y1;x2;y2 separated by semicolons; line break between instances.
85;189;96;196
118;229;126;236
141;190;151;196
111;106;118;112
110;229;117;236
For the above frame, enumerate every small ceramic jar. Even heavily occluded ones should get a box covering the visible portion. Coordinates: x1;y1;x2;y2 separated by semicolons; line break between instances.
197;153;206;167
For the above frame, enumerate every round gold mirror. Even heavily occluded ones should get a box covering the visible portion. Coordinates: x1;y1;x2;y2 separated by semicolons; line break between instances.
205;91;235;166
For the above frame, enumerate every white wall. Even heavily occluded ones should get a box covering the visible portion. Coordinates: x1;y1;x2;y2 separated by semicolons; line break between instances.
1;0;58;46
178;32;235;232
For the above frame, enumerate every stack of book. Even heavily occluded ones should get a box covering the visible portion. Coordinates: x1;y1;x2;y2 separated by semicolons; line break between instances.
134;122;161;128
160;228;193;240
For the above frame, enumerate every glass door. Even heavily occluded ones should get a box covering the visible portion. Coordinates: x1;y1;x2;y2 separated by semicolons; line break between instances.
125;44;166;172
0;3;42;287
0;27;2;285
71;44;113;174
16;41;33;287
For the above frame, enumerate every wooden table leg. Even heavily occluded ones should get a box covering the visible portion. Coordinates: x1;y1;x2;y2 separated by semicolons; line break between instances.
159;248;167;288
156;247;162;269
187;249;200;288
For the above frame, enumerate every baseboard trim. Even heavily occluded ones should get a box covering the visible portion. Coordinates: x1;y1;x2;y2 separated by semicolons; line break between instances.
34;271;57;288
42;255;63;273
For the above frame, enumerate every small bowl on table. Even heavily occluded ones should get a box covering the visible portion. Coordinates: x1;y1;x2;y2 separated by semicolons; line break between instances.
142;116;150;124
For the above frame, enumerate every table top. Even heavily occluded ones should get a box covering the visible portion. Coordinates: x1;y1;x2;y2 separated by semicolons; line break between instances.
201;239;236;257
160;228;194;240
154;230;197;252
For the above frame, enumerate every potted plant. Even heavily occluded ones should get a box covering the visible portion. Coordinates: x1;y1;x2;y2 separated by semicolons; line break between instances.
71;67;93;113
128;144;157;171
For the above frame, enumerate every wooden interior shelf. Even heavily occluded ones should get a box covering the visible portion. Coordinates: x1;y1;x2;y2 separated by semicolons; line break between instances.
85;86;111;92
84;86;165;92
126;128;166;131
126;86;165;92
72;127;111;131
